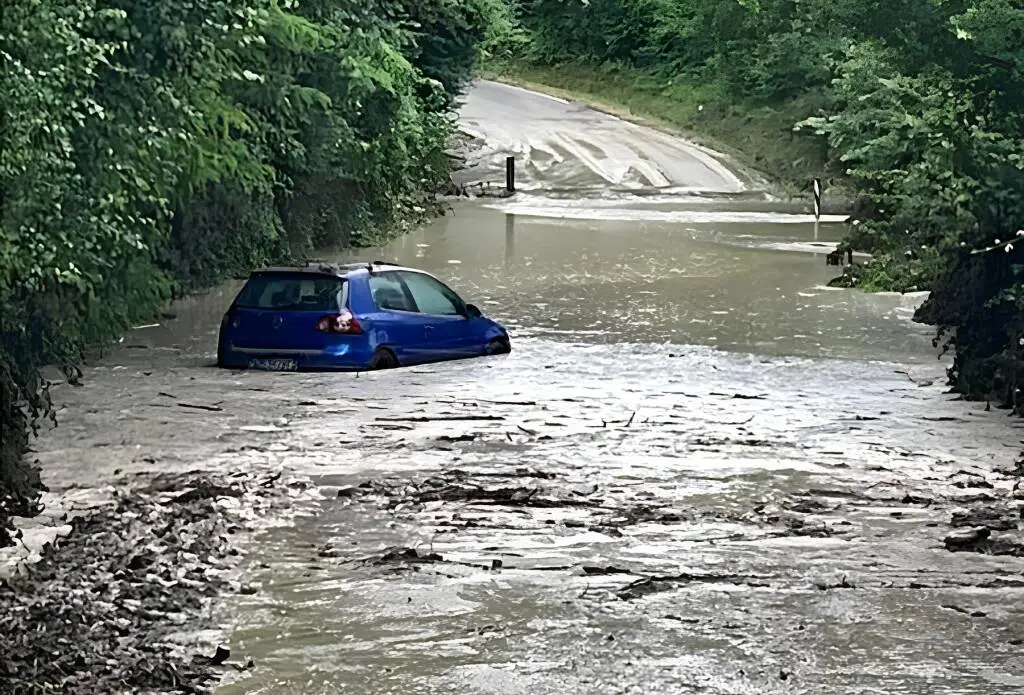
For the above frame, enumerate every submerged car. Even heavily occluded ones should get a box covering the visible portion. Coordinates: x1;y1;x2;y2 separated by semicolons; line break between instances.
216;262;510;371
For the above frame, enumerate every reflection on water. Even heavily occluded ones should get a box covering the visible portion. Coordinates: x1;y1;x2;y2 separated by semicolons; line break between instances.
343;203;935;362
504;213;514;266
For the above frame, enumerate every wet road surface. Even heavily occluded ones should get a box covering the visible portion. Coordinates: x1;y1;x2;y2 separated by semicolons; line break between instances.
457;81;752;193
27;82;1024;693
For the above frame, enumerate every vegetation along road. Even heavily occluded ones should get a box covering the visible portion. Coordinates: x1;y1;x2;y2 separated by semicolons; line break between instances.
1;0;1023;693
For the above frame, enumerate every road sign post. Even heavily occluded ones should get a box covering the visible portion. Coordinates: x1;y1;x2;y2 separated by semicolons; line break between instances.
813;178;822;241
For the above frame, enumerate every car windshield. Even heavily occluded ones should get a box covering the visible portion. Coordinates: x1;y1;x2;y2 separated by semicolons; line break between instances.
236;273;346;311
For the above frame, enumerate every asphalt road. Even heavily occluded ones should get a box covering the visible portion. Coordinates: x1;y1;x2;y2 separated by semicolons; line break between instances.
456;80;750;193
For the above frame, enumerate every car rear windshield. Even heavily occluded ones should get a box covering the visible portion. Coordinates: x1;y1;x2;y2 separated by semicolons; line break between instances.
235;273;347;311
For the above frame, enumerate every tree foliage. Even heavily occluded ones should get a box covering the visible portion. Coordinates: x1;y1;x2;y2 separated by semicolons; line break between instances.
506;0;1024;405
0;0;502;542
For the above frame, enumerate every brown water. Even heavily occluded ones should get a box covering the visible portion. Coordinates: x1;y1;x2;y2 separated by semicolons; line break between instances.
196;200;1023;695
25;82;1024;694
340;203;927;361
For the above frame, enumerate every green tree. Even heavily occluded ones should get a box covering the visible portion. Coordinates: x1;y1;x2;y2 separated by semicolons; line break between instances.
0;0;503;543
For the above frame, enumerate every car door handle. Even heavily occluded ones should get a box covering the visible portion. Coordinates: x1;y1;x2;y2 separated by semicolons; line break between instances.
424;325;434;332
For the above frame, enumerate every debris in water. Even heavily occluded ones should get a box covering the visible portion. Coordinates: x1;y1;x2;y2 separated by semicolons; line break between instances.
366;546;444;565
438;434;478;442
375;415;504;422
616;571;769;600
814;575;855;591
950;506;1019;532
944;526;991;550
0;472;278;694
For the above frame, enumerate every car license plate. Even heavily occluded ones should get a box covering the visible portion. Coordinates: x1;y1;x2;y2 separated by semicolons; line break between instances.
248;358;297;371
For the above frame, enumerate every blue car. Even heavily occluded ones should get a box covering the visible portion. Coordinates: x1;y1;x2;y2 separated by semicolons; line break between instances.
216;262;511;371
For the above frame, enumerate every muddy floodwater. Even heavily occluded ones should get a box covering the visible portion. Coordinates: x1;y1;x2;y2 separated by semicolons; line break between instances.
29;82;1024;694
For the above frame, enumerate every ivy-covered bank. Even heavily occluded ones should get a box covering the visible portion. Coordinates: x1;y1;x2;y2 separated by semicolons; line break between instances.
0;0;511;543
487;0;1024;403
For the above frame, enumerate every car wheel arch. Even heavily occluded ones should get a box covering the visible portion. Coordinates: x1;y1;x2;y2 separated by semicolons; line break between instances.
369;346;400;369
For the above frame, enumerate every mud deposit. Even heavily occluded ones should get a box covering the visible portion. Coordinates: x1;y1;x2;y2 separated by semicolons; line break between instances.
211;352;1024;694
0;473;299;694
13;81;1024;695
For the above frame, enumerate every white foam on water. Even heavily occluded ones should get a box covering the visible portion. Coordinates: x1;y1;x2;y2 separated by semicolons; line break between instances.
484;201;849;225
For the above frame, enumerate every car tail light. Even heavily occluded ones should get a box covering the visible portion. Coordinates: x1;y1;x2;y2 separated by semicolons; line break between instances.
317;310;362;334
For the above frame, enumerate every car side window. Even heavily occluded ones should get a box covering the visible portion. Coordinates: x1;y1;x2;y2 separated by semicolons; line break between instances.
369;273;416;312
399;272;465;316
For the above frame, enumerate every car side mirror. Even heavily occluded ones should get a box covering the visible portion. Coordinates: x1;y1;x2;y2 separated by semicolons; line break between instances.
465;303;482;318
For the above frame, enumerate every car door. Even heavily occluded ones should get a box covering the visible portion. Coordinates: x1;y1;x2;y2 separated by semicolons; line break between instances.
365;271;434;364
397;271;478;359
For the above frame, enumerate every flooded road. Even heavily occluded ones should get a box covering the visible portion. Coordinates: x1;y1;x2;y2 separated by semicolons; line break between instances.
29;81;1024;693
344;205;924;361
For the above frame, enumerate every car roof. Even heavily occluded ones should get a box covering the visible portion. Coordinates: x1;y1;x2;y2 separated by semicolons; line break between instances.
251;261;430;279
